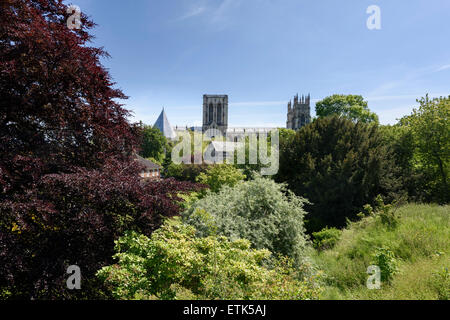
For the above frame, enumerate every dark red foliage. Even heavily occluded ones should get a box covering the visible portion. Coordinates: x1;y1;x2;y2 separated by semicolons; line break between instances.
0;0;200;299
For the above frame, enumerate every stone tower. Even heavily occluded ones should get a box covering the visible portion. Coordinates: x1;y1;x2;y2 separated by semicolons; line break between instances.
202;94;228;135
287;93;311;130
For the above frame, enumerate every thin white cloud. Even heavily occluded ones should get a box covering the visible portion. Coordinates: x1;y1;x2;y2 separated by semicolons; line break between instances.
176;6;207;21
173;0;243;30
437;64;450;72
210;0;241;23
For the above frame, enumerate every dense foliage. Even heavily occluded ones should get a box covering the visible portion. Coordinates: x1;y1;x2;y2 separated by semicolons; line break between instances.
183;176;309;265
276;116;399;232
139;124;169;163
312;227;342;251
196;164;246;193
379;125;422;200
0;0;198;299
401;96;449;203
97;217;323;300
315;94;379;123
164;161;211;182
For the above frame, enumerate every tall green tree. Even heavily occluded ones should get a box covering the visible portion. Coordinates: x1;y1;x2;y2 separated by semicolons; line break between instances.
402;95;450;202
316;94;379;123
140;125;169;163
379;125;420;200
276;116;399;232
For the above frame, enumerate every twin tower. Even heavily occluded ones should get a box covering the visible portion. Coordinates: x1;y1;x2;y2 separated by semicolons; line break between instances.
287;94;311;130
201;93;311;135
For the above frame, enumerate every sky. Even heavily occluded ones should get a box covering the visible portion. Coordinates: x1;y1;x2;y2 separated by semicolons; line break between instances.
67;0;450;127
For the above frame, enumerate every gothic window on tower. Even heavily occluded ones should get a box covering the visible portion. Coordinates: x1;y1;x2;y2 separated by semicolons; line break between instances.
209;103;213;123
217;103;222;125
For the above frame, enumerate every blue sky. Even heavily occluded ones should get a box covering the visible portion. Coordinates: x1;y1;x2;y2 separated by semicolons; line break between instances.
69;0;450;127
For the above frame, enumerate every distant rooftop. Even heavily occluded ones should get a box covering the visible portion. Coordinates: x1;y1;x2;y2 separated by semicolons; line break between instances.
134;154;161;170
154;109;177;140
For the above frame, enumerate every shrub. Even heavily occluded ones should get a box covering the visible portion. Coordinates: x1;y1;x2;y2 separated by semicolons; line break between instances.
430;267;450;300
97;217;322;300
371;247;399;283
312;227;342;251
164;162;211;183
183;176;309;265
374;196;400;228
196;164;246;193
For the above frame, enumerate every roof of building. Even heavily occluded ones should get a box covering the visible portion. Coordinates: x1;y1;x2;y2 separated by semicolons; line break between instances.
134;154;161;170
154;109;177;140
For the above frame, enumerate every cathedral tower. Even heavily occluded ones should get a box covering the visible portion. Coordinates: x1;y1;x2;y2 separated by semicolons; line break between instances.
202;94;228;135
287;93;311;130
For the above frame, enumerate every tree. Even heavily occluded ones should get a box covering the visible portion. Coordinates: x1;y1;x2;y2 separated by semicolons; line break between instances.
276;116;399;233
139;124;169;163
401;95;450;203
378;124;424;201
196;164;246;193
0;0;198;299
316;94;379;123
183;176;309;265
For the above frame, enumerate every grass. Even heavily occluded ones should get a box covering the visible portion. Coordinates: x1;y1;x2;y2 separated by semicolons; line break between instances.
313;203;449;300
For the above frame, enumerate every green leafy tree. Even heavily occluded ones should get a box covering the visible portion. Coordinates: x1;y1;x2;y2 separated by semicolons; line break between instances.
316;94;379;123
278;128;297;141
97;217;322;300
196;164;246;193
140;125;169;162
183;176;309;265
276;116;399;233
233;130;280;179
402;95;450;203
379;125;420;200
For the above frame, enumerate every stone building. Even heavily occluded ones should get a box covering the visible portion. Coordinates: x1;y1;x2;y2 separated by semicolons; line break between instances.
134;155;161;180
202;94;228;136
286;94;311;130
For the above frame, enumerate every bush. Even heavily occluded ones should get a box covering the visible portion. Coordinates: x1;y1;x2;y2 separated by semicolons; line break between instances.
97;217;322;300
431;267;450;300
374;196;400;228
196;164;246;193
372;247;399;283
312;228;342;251
276;116;400;233
183;176;309;265
164;162;211;183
